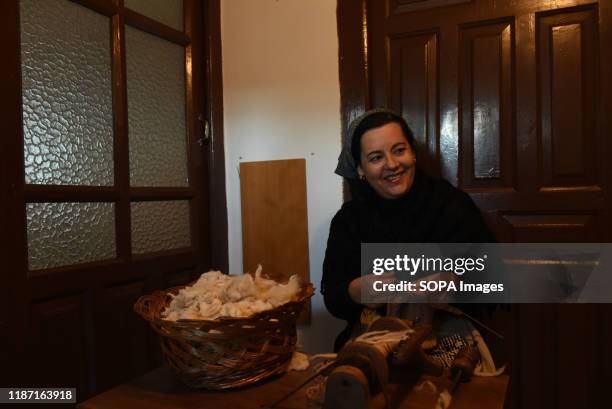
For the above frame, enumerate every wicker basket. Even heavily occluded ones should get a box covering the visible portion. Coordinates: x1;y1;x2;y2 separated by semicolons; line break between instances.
134;281;314;390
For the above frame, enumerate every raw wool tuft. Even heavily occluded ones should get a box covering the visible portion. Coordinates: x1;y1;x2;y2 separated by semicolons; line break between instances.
162;266;301;321
435;390;452;409
287;351;310;371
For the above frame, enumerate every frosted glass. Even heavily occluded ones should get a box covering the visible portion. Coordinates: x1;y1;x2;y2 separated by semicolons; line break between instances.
27;202;116;270
126;27;188;187
131;201;191;254
124;0;184;31
20;0;114;186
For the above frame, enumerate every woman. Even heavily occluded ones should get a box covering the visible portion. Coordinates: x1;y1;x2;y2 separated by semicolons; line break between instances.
322;108;495;351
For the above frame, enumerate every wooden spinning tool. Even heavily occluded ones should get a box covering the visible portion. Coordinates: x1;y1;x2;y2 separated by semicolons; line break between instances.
322;317;435;409
449;344;480;394
433;344;481;409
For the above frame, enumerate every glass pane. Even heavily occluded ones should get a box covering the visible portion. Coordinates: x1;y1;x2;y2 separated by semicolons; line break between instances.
20;0;114;186
124;0;183;31
131;201;191;254
126;26;188;187
27;202;116;270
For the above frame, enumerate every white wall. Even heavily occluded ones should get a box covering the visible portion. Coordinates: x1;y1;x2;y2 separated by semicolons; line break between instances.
221;0;345;352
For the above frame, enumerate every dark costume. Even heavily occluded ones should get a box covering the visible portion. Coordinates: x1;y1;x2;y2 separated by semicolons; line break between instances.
321;169;495;351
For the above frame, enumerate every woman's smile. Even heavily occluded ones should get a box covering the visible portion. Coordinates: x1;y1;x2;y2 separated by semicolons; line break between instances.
384;170;406;183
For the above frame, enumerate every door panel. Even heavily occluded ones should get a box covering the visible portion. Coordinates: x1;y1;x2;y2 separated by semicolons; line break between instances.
96;280;152;392
537;6;600;189
458;19;514;189
499;213;600;242
29;293;92;399
389;32;440;175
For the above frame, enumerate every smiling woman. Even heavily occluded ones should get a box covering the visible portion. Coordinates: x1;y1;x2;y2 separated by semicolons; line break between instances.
321;108;496;351
355;121;417;199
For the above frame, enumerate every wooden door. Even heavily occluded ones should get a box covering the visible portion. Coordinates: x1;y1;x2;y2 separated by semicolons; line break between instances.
338;0;612;407
0;0;225;402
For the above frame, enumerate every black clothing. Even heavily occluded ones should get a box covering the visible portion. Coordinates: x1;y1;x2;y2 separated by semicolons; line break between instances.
321;170;495;351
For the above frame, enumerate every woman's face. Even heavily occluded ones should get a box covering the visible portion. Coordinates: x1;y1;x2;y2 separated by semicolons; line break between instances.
357;122;416;199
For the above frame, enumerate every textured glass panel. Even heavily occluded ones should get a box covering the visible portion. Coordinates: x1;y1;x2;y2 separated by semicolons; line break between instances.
20;0;114;186
126;27;188;187
124;0;183;31
131;201;191;254
27;202;116;270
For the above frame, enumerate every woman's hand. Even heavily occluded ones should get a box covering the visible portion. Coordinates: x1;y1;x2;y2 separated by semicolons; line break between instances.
348;272;396;308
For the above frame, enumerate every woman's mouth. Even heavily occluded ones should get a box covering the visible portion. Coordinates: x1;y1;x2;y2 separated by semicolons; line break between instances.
384;171;405;183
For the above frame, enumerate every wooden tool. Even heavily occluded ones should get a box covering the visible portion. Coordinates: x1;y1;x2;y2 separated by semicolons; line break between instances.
264;317;443;409
449;344;480;394
322;318;433;409
433;344;481;409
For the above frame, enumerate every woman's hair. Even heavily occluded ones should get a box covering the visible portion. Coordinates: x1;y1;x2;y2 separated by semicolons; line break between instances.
350;111;416;166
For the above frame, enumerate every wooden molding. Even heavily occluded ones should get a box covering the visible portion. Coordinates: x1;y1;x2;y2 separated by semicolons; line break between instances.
202;0;228;272
337;0;370;202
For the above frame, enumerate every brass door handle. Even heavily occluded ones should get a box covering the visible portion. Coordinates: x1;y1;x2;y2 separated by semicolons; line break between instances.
197;114;210;146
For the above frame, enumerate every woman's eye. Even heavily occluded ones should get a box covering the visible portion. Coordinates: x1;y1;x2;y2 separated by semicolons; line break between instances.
369;155;382;162
393;147;406;155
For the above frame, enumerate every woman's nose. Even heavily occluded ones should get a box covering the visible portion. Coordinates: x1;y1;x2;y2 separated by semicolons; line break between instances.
385;155;399;169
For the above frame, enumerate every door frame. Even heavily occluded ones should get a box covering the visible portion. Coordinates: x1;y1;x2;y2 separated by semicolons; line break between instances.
202;0;228;273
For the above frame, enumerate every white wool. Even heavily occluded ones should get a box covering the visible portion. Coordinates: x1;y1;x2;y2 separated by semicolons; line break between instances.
162;267;300;321
435;390;452;409
222;273;256;303
198;298;223;318
287;351;310;371
262;275;301;307
180;309;202;320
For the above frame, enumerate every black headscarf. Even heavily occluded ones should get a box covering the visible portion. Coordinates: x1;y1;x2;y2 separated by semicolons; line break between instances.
335;108;407;179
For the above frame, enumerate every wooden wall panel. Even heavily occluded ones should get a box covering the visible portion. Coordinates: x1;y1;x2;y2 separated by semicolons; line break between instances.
97;280;152;392
500;213;598;242
459;20;514;189
600;303;612;409
516;305;598;409
29;293;91;399
240;159;310;322
389;32;439;175
555;303;597;409
390;0;470;15
515;304;556;409
538;6;599;189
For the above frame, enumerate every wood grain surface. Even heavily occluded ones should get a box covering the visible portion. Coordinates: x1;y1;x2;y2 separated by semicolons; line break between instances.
240;159;311;322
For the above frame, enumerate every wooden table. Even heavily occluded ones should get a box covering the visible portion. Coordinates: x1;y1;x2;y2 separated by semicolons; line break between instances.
79;365;508;409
